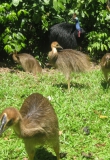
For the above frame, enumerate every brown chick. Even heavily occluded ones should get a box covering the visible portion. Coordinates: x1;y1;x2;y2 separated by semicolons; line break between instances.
100;53;110;82
12;51;42;75
0;93;60;160
48;41;91;90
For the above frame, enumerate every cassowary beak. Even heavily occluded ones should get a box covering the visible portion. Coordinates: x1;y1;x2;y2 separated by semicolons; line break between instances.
57;45;63;49
0;114;7;135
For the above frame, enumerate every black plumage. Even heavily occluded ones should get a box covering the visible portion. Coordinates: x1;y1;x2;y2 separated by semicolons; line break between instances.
49;22;85;50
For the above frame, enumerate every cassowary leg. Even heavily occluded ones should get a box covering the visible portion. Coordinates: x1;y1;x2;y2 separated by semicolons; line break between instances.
102;71;108;82
53;144;60;160
24;142;35;160
68;77;70;91
105;74;108;82
32;67;37;76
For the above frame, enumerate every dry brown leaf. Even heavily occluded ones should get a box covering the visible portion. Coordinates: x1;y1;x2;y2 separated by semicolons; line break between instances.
95;143;106;147
81;152;93;158
99;115;108;119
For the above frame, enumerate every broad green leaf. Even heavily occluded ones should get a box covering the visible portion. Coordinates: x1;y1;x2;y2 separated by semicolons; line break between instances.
53;0;58;11
43;0;49;4
101;44;104;51
98;0;106;4
0;6;5;12
4;45;13;53
17;9;28;16
3;35;12;44
88;47;92;52
5;27;11;33
59;0;66;3
58;1;65;10
15;44;22;52
53;0;65;11
12;33;17;39
21;43;26;48
0;16;4;23
104;44;107;50
7;12;18;21
2;3;11;10
96;43;100;50
12;0;20;7
17;32;26;41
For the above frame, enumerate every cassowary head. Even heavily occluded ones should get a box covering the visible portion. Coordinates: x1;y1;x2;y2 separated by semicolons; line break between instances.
51;41;63;50
0;108;20;135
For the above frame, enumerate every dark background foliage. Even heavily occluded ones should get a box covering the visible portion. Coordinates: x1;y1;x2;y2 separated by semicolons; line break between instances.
0;0;110;65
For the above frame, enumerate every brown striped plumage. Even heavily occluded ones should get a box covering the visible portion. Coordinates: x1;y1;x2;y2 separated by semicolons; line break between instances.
12;52;42;75
48;41;91;90
0;93;59;160
100;53;110;82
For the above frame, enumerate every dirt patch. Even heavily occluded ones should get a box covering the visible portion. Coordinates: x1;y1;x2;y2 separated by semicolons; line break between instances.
90;62;101;70
0;61;100;74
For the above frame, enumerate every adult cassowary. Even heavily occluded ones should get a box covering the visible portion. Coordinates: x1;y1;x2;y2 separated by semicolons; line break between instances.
49;22;86;50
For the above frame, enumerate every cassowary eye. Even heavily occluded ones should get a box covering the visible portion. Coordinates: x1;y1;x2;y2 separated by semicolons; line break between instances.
7;119;14;126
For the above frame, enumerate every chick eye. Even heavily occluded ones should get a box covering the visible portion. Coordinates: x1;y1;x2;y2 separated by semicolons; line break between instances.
7;119;13;126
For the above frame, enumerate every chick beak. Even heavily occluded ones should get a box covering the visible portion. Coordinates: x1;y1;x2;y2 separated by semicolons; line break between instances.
57;45;63;49
0;114;7;135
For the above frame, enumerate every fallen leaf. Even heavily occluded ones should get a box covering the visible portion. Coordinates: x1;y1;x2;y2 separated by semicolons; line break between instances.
95;143;106;147
99;115;108;119
81;152;93;158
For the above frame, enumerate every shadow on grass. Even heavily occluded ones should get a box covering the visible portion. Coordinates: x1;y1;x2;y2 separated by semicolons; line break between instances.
34;147;56;160
53;82;90;90
101;81;110;89
34;147;67;160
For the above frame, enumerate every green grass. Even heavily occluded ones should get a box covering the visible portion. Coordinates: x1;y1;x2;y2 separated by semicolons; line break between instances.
0;68;110;160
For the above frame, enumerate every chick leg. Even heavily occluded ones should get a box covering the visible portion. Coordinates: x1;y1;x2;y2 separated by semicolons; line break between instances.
68;77;70;91
53;143;60;160
103;71;108;82
24;142;35;160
